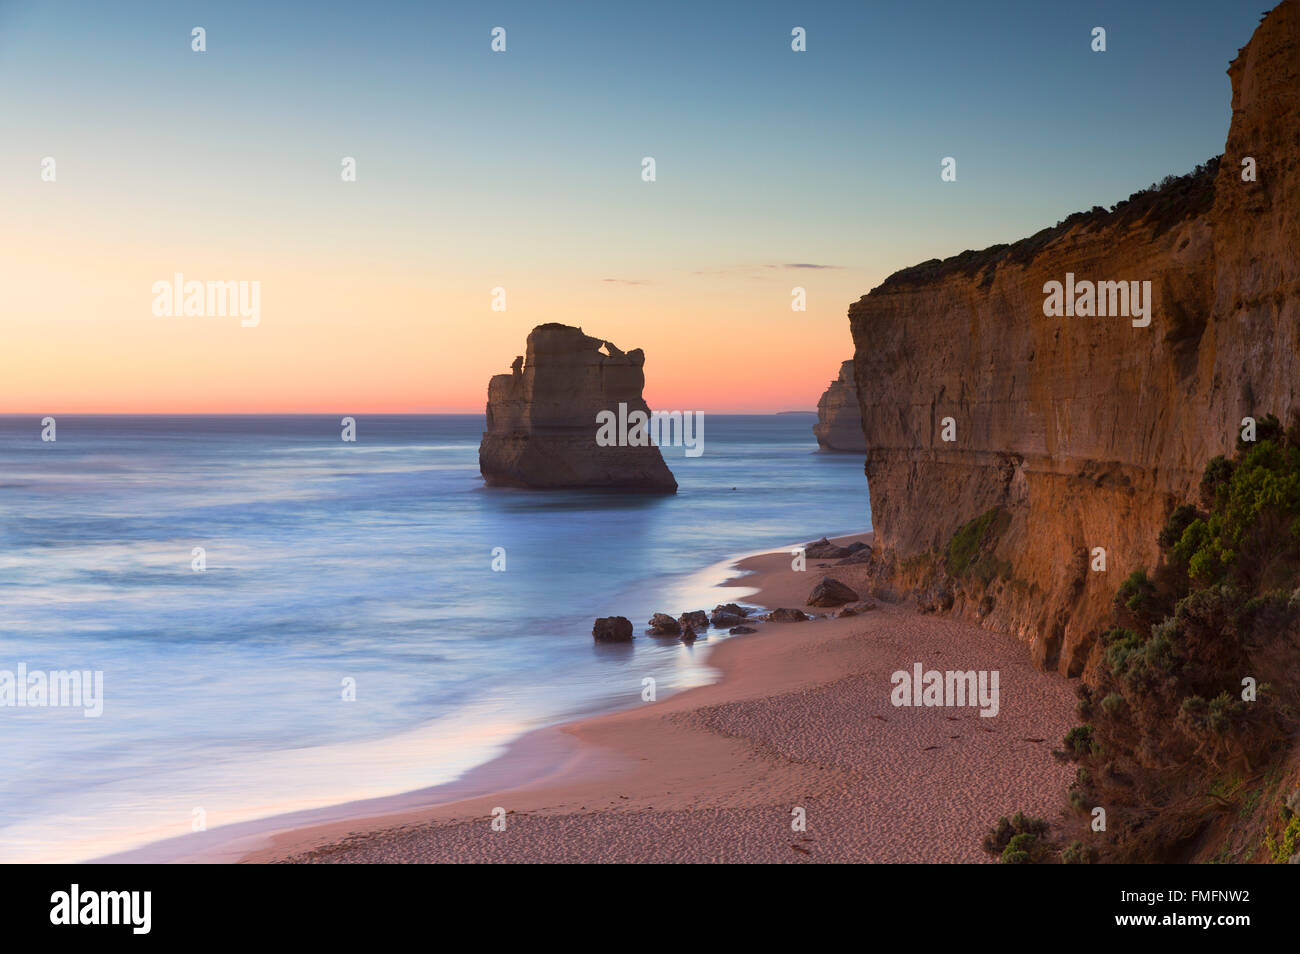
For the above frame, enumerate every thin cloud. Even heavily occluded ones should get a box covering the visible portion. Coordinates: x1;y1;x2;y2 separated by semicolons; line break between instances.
689;263;845;277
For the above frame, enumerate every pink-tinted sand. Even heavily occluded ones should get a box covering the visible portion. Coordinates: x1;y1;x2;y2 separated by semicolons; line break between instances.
244;533;1076;863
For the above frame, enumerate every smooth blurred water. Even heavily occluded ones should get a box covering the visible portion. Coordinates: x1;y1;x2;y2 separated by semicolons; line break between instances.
0;413;869;861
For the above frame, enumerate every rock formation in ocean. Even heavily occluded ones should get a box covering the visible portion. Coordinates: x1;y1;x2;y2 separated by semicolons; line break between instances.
848;1;1300;675
647;613;681;636
678;610;708;630
813;360;867;452
592;617;633;643
479;323;678;493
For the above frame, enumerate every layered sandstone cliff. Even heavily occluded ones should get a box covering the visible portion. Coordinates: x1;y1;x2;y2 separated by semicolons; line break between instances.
813;360;867;452
849;1;1300;675
479;323;678;493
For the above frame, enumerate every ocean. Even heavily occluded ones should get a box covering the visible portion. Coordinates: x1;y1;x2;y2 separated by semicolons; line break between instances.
0;413;870;862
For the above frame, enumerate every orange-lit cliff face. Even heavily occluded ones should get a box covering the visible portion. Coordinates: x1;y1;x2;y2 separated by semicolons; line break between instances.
849;1;1300;675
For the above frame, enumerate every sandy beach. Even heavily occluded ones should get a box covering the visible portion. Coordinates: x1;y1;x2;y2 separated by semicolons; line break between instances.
226;533;1076;863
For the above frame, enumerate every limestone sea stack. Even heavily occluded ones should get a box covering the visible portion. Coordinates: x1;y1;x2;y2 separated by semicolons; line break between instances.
479;323;678;492
813;360;867;451
848;0;1300;675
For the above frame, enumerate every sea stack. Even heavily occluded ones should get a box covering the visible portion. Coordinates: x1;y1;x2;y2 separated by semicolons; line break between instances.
813;360;867;452
479;323;678;492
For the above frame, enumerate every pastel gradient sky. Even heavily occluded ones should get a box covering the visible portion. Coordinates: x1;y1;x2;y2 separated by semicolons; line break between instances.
1;0;1264;413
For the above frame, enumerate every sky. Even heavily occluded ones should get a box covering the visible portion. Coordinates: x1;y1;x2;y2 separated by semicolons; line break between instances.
0;0;1267;413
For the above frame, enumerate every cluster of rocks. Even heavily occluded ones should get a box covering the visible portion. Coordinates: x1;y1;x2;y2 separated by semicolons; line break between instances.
805;537;872;562
646;603;755;641
593;603;757;643
592;572;877;642
760;576;877;623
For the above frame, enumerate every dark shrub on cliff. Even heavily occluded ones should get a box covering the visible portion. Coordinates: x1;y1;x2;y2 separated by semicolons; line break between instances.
1235;413;1284;456
1198;456;1234;510
1000;833;1041;864
1158;504;1200;551
1063;420;1300;862
875;158;1221;292
1061;840;1094;864
982;812;1049;857
1178;437;1300;591
1114;570;1170;630
1062;724;1097;759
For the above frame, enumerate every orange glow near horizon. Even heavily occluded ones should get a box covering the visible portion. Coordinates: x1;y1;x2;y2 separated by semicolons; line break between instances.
3;226;872;415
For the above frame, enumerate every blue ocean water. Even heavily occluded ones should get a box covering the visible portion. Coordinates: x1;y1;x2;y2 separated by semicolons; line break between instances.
0;414;869;861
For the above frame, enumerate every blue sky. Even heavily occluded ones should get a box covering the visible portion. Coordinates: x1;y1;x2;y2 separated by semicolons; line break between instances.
0;0;1269;411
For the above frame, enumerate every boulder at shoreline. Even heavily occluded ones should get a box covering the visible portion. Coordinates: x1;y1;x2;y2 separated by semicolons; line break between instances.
807;577;860;607
593;617;634;642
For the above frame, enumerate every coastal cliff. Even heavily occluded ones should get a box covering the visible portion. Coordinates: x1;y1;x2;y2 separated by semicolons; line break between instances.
813;360;867;452
849;1;1300;675
479;323;678;492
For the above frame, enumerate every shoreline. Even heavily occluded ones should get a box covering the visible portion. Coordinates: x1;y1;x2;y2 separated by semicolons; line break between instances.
226;531;1075;863
95;529;1077;863
90;530;859;864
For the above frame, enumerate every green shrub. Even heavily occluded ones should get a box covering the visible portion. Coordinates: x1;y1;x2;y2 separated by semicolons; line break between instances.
1198;456;1234;510
1064;725;1095;759
1116;569;1159;615
1059;413;1300;861
1101;628;1143;678
1263;814;1300;863
1068;787;1089;812
1000;832;1039;863
1179;692;1242;735
1179;439;1300;588
1236;413;1283;456
1061;840;1093;864
1159;505;1200;551
982;811;1049;856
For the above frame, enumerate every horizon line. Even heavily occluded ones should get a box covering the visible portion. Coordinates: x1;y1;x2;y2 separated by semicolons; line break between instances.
0;409;819;416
